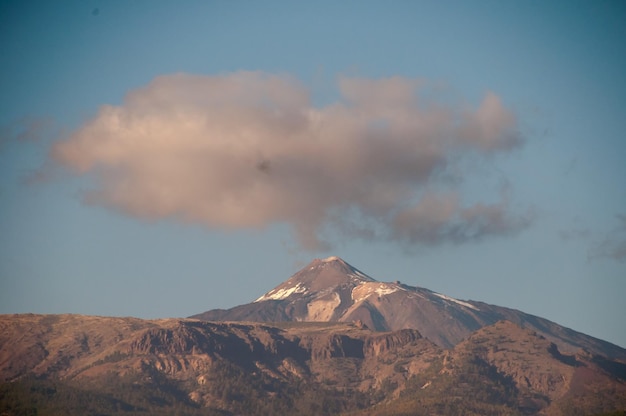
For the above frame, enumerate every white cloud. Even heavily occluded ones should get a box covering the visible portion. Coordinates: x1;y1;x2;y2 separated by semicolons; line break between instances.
52;71;528;250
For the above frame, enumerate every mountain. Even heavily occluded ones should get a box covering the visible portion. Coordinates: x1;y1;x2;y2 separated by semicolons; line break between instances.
2;257;625;414
1;314;625;415
192;256;626;360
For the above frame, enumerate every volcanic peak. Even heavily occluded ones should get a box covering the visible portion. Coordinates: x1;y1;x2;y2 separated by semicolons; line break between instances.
254;256;375;303
193;257;626;361
310;256;376;281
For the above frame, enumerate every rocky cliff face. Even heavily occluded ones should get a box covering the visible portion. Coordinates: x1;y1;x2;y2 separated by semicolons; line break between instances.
1;314;625;415
364;329;423;357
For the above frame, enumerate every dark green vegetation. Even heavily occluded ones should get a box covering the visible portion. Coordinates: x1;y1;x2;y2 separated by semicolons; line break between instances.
1;373;195;416
0;366;372;416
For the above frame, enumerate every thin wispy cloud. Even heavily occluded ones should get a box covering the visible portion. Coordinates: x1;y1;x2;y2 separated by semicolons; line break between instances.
561;215;626;264
52;71;529;250
0;117;54;149
588;215;626;263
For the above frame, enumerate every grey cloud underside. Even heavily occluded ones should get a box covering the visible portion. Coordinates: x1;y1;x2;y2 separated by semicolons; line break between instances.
52;72;529;249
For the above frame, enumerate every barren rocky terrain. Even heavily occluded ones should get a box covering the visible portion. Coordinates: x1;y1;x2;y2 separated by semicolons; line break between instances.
1;314;625;415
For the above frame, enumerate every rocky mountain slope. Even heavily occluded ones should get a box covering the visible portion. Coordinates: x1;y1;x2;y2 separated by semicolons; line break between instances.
1;314;626;415
192;256;626;360
2;256;625;415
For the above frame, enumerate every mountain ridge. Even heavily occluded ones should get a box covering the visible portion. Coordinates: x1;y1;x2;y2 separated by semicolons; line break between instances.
2;256;625;414
2;313;625;415
192;256;626;360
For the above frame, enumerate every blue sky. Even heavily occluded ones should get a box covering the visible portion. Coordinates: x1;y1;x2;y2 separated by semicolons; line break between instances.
1;1;625;348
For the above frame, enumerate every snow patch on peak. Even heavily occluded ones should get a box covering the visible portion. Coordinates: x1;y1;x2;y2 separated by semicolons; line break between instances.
306;291;341;321
375;285;399;297
255;283;307;302
351;282;400;303
433;293;480;311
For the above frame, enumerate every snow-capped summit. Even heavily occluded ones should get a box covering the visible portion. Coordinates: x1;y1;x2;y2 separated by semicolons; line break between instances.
191;257;626;358
253;256;375;312
256;256;373;300
193;256;489;347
